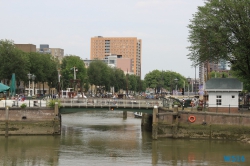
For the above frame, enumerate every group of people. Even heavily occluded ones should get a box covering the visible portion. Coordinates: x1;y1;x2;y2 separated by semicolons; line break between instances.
15;95;25;101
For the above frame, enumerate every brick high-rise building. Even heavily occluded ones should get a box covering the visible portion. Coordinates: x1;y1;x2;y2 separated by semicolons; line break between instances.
90;36;142;77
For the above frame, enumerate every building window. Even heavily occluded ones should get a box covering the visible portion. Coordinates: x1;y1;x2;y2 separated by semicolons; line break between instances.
232;95;235;98
216;99;222;105
216;95;222;105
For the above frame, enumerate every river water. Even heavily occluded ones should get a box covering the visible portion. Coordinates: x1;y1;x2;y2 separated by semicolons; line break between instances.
0;110;250;166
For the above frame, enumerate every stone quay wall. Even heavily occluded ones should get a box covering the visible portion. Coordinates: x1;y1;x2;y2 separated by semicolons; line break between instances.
147;107;250;143
0;107;61;136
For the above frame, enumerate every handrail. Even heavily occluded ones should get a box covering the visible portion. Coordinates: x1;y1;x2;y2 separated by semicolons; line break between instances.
0;98;163;108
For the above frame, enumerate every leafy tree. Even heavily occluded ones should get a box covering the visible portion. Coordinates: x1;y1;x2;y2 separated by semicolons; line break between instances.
87;60;109;94
144;70;187;94
187;0;250;84
109;67;126;93
61;55;87;91
128;74;137;94
0;39;29;84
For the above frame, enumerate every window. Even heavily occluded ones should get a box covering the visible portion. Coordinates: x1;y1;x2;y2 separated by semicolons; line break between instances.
232;95;235;98
216;99;222;105
216;95;222;105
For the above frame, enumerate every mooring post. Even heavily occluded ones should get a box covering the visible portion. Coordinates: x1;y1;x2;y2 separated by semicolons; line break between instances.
141;113;145;126
5;106;9;137
173;105;178;138
123;111;127;119
55;102;59;116
152;106;158;140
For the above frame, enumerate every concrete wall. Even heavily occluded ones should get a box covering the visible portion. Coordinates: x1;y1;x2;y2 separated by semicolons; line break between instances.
0;107;60;135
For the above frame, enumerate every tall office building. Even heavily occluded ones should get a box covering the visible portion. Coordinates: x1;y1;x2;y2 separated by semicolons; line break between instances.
90;36;142;77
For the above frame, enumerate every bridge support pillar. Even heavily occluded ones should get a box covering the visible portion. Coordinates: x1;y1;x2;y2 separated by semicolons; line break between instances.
123;111;127;119
152;106;158;140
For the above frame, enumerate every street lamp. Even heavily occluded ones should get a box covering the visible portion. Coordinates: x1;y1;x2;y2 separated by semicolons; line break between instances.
27;73;32;97
31;74;36;96
71;66;78;94
58;69;61;98
71;66;78;80
174;78;178;96
187;77;191;98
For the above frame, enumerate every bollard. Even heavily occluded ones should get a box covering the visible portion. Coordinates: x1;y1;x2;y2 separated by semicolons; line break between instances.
173;105;178;112
5;106;9;137
152;106;158;140
123;111;127;119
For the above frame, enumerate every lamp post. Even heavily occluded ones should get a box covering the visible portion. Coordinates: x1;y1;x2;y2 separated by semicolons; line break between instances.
174;78;178;96
27;73;32;97
71;66;78;80
31;74;36;96
58;69;61;98
71;66;78;93
187;77;191;98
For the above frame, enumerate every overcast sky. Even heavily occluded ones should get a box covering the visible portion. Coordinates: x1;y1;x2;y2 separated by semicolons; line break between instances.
0;0;205;79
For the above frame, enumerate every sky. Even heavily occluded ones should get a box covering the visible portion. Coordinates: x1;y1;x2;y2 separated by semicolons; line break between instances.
0;0;205;79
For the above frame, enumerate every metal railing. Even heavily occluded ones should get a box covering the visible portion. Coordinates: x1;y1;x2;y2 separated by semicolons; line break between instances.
60;98;163;109
0;99;48;108
0;98;163;109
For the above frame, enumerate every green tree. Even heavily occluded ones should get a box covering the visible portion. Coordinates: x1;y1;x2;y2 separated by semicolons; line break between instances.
87;60;109;94
109;68;126;93
61;55;87;91
144;70;187;94
187;0;250;83
0;39;29;84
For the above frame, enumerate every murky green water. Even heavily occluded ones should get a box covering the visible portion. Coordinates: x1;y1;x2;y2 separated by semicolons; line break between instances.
0;110;250;166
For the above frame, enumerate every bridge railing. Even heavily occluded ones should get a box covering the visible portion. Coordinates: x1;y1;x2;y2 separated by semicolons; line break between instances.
60;98;163;108
0;98;163;109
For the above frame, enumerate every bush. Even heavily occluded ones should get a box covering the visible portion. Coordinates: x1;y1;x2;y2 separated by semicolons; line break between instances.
48;99;61;108
20;103;27;109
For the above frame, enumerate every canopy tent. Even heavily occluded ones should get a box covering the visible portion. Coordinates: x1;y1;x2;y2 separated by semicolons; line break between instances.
0;83;10;93
10;73;16;96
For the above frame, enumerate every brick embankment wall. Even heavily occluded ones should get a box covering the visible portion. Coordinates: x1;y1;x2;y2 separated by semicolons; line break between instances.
208;107;238;113
0;108;61;135
144;108;250;143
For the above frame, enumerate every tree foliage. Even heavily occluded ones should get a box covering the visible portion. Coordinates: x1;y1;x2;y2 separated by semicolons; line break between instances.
87;60;110;93
144;70;187;93
61;55;87;90
0;39;29;83
187;0;250;83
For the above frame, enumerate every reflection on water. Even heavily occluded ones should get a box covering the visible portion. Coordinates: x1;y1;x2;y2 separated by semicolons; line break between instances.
0;110;250;166
0;136;60;166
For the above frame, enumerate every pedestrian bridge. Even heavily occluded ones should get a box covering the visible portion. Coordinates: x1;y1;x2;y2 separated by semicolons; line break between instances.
59;98;163;114
0;98;165;114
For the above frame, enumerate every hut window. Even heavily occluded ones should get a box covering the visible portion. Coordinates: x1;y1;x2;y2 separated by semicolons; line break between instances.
216;99;222;105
